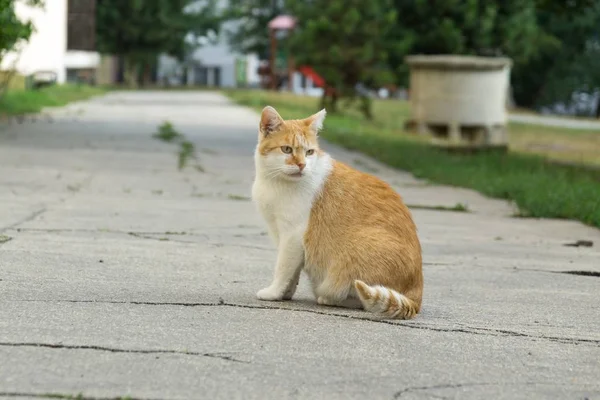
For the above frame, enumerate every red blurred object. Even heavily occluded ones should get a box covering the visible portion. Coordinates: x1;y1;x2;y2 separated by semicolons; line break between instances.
297;65;325;87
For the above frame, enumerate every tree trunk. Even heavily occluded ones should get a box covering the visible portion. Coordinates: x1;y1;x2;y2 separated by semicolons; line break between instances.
330;91;339;113
124;58;139;89
595;99;600;119
359;95;373;120
142;62;151;87
319;91;327;111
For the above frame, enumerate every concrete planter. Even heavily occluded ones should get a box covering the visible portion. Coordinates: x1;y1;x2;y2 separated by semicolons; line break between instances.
405;55;512;148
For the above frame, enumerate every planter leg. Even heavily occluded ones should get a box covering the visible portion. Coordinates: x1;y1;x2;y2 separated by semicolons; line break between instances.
449;122;461;144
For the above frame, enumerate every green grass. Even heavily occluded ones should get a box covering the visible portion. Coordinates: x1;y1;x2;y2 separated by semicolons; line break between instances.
0;84;106;116
225;89;600;229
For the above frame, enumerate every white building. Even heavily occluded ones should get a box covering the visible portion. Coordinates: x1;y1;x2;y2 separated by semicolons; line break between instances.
157;0;261;88
0;0;100;84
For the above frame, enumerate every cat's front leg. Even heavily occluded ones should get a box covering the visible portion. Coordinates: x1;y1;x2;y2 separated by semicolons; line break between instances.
282;268;302;300
257;235;304;301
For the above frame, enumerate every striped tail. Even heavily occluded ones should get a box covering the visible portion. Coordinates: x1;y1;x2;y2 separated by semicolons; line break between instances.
354;280;419;320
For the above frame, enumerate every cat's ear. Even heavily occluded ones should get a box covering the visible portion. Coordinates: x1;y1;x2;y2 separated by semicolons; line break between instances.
259;106;284;137
305;109;327;134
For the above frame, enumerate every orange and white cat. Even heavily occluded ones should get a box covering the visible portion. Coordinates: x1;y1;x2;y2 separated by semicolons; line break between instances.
252;106;423;319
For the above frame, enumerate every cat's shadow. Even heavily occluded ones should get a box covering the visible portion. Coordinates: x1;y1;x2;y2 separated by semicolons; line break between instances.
285;296;363;311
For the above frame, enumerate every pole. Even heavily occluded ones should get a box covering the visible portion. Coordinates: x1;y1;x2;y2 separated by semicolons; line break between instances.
269;28;277;90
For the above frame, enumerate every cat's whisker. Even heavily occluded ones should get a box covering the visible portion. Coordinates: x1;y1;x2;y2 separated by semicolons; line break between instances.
264;168;284;180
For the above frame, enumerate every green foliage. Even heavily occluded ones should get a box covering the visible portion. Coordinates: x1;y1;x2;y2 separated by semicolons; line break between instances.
96;0;220;86
0;0;43;56
153;121;182;142
222;0;600;113
225;0;286;59
512;2;600;110
287;0;397;118
387;0;544;86
0;0;44;97
96;0;219;58
384;0;600;111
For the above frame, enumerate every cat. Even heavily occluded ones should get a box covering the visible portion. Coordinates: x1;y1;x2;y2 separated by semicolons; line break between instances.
251;106;423;319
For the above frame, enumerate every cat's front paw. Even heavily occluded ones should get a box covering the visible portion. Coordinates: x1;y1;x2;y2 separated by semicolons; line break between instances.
257;286;284;301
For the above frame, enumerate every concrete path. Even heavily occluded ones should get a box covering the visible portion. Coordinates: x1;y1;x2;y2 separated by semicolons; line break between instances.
510;113;600;131
1;91;599;400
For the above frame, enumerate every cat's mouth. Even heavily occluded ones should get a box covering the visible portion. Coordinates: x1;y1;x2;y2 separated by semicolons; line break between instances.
290;172;303;178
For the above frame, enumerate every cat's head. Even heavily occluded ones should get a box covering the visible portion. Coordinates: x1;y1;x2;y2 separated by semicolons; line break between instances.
255;105;326;181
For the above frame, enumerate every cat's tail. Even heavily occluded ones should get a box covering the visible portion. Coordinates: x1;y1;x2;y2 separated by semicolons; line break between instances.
354;280;419;320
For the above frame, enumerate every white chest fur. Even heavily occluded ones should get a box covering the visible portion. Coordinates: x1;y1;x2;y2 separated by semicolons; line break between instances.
252;153;332;246
252;178;315;244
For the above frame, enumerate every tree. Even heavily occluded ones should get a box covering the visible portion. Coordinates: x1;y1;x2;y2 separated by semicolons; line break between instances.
287;0;397;119
225;0;286;60
385;0;600;112
0;0;43;98
96;0;220;87
386;0;544;87
511;1;600;111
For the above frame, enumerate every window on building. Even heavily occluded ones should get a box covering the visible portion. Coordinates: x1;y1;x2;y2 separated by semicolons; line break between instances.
67;0;96;51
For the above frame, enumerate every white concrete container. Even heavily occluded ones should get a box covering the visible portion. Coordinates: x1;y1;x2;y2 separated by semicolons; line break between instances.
405;55;512;147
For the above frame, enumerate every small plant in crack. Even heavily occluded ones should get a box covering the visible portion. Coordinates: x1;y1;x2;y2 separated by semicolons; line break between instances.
227;194;251;201
407;203;470;212
153;121;205;172
178;140;195;170
0;235;12;244
39;393;85;399
66;183;81;192
153;121;182;143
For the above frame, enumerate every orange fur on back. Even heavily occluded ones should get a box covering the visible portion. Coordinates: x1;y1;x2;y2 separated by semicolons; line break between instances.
303;161;423;318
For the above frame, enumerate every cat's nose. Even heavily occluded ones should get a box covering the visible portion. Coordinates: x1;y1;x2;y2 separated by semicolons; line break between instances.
297;163;306;171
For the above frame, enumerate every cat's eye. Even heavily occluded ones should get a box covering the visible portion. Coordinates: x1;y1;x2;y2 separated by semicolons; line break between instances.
281;146;293;154
306;149;315;156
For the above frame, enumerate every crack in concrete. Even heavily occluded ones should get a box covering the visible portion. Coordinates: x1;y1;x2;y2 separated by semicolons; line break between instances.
12;228;200;236
0;174;93;233
392;381;595;399
560;270;600;278
7;228;271;250
0;208;47;232
516;267;600;278
0;342;248;364
207;242;274;251
392;381;555;399
126;231;198;244
394;382;498;398
13;299;600;347
0;392;164;400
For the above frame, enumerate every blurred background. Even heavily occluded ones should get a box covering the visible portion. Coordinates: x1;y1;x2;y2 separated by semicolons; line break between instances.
2;0;600;115
1;0;599;228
